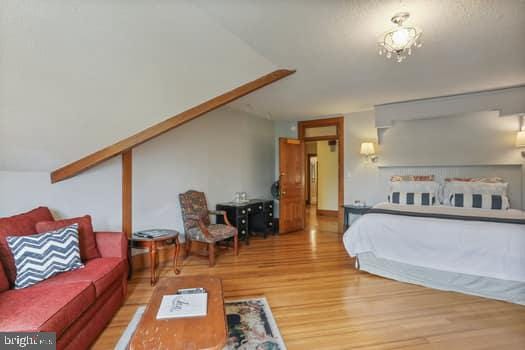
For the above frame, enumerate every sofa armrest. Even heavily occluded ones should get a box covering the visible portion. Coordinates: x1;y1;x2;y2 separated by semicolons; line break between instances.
95;231;128;259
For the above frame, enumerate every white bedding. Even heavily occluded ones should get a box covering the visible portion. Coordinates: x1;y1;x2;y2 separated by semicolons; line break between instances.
343;203;525;282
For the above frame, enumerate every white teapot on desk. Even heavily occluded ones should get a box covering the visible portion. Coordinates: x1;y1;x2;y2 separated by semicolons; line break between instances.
233;192;248;203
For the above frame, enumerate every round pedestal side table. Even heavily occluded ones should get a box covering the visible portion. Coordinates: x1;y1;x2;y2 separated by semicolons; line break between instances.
130;229;181;286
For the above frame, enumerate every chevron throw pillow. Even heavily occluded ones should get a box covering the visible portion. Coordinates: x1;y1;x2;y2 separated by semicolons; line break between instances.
6;223;84;289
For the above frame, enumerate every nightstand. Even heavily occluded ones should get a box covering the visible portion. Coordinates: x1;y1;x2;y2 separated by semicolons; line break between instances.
343;204;372;231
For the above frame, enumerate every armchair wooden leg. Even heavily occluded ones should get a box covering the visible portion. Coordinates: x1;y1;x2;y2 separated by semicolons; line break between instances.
208;243;215;267
234;234;239;256
173;236;181;275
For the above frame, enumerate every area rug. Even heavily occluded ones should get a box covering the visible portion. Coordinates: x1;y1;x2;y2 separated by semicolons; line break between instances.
116;297;286;350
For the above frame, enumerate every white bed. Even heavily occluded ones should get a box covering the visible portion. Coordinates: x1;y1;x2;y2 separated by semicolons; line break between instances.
343;203;525;304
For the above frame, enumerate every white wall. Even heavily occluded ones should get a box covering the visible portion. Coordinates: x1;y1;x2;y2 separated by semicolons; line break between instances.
277;87;525;212
132;107;275;233
0;108;275;231
273;121;298;179
344;110;384;206
0;159;122;230
0;0;275;172
317;140;338;211
380;111;521;166
272;106;524;214
0;1;278;230
344;110;525;209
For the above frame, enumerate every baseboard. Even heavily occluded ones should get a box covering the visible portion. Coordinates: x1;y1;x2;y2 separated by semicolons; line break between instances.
316;209;338;217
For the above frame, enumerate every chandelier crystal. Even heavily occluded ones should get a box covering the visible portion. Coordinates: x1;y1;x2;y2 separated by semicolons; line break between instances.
378;12;422;62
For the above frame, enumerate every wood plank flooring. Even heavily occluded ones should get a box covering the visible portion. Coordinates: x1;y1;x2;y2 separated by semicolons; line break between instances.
93;211;525;349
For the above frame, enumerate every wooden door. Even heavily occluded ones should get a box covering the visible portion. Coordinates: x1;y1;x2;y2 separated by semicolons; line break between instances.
279;138;305;233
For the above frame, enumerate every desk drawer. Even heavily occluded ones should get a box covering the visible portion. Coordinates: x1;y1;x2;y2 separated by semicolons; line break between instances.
237;207;249;216
237;217;248;226
250;203;264;214
238;226;248;237
237;220;248;237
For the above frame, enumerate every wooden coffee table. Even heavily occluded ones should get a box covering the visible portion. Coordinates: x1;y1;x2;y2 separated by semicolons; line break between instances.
129;276;227;350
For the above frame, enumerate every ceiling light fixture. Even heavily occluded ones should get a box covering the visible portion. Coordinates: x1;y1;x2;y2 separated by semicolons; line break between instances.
378;12;422;62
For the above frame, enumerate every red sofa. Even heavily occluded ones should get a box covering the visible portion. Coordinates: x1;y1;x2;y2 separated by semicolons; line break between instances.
0;207;128;350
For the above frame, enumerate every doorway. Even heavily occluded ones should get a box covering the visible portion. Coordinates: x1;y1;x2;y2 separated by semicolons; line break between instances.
298;117;344;224
306;153;318;205
305;140;338;216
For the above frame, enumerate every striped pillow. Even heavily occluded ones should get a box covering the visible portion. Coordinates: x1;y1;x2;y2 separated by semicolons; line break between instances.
450;193;509;210
445;177;504;183
6;223;84;289
389;192;436;206
443;181;508;207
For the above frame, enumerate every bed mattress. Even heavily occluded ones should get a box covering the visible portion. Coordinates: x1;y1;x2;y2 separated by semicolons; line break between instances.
343;203;525;283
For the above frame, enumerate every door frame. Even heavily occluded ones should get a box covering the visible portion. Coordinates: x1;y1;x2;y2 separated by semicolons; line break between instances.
298;117;344;220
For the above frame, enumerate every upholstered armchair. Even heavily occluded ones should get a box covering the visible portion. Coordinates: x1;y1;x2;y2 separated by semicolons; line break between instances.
179;190;239;266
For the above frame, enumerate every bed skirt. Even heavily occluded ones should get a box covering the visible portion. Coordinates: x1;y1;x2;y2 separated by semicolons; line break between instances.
357;252;525;306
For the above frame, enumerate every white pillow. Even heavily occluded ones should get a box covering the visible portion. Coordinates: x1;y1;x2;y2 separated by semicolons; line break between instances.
443;181;509;206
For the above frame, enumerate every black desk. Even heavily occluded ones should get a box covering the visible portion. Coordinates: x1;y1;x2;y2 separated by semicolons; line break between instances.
343;205;371;231
216;199;275;245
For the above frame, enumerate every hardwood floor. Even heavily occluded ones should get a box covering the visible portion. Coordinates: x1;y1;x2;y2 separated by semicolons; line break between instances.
93;210;525;349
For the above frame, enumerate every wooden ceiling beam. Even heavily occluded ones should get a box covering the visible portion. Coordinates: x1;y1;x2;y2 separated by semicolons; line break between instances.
51;69;295;183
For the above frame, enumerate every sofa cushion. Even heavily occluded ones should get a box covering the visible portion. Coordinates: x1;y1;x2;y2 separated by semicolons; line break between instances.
0;207;54;285
0;281;95;337
57;278;126;350
7;224;84;289
42;257;126;297
0;262;8;292
36;215;100;261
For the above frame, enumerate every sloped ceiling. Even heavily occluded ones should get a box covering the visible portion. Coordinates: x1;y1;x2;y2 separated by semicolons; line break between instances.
195;0;525;120
0;0;276;171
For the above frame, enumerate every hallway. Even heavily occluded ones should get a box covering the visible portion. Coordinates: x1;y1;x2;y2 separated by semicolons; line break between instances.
306;204;340;234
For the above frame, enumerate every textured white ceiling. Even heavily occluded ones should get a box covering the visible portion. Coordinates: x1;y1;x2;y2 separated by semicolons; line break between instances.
195;0;525;120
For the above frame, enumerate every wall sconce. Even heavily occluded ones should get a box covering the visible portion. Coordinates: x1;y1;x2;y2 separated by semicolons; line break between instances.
360;142;378;162
517;115;525;158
